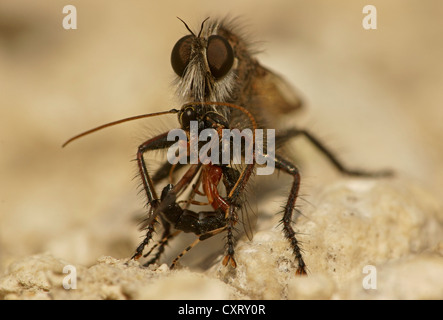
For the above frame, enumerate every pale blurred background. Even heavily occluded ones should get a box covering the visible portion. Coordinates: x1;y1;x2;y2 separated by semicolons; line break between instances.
1;0;442;272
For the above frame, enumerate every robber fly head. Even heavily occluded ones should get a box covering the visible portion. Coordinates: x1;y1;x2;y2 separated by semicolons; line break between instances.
171;17;238;107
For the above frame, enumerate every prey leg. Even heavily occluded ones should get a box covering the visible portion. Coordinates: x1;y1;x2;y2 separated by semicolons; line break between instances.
170;226;227;269
143;222;181;267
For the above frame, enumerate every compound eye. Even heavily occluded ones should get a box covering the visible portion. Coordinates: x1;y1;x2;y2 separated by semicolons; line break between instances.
207;35;234;79
171;35;193;77
180;107;197;129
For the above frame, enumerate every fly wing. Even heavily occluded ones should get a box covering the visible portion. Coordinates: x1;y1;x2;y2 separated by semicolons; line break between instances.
250;64;303;118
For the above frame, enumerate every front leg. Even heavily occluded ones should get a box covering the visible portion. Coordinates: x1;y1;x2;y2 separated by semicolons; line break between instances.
131;132;177;261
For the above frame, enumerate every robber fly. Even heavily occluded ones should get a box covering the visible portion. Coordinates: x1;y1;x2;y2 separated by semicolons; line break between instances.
63;17;391;275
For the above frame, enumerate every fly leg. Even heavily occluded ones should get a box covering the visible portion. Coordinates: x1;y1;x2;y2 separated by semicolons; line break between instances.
131;132;178;261
274;155;307;275
276;128;393;177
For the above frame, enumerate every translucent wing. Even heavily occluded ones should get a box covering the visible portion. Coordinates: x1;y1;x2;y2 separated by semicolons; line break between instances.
238;179;257;241
251;64;303;117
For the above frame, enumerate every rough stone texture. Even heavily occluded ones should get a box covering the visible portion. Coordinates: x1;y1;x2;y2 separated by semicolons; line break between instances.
1;179;442;300
1;1;443;300
0;255;246;300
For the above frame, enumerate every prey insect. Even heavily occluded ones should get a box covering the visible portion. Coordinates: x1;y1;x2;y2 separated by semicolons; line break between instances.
63;17;392;275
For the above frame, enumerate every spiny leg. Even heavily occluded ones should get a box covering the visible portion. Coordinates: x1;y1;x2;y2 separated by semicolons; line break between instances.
131;220;156;260
144;223;182;267
274;155;307;275
220;166;246;268
276;128;393;177
143;230;171;259
222;206;238;268
132;132;177;260
143;220;171;264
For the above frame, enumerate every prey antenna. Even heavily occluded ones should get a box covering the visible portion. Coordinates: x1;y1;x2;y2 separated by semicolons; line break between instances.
62;109;179;148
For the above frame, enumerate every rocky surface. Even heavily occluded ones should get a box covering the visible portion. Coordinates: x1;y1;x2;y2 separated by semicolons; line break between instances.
1;178;442;300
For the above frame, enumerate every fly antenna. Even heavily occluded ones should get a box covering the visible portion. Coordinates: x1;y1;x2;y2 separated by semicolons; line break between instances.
177;17;195;36
197;17;210;38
